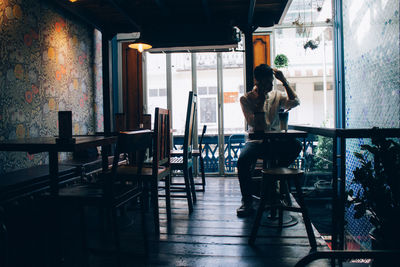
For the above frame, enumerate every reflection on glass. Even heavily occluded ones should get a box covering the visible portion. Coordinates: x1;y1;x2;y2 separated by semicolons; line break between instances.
171;53;192;136
199;97;217;124
145;53;167;124
281;0;332;25
222;51;245;173
196;53;218;136
274;26;334;127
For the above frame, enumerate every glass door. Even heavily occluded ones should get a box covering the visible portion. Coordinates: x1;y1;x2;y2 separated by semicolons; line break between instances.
222;51;245;174
196;53;220;174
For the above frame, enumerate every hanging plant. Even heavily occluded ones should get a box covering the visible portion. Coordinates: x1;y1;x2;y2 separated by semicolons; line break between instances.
292;15;306;36
304;37;320;50
274;54;289;69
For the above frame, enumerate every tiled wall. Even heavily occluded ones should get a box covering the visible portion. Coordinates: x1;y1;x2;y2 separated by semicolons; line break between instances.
342;0;400;248
0;0;103;173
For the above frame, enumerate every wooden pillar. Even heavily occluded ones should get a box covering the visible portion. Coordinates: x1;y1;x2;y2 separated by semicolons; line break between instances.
122;43;143;130
102;34;111;134
244;28;254;92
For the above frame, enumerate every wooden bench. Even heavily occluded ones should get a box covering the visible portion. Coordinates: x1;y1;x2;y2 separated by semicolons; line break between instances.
0;164;78;204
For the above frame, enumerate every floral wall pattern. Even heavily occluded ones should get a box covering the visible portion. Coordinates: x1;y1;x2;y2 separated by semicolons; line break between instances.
342;0;400;248
0;0;102;173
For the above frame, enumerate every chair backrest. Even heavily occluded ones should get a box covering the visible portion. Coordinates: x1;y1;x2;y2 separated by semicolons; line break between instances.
183;92;197;163
109;130;153;187
153;108;171;171
198;125;207;150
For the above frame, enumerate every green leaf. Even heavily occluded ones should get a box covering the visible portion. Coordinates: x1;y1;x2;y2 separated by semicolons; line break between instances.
348;189;354;197
354;152;364;160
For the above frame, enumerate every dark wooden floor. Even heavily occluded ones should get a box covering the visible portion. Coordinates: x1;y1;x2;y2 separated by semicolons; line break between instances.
67;176;329;267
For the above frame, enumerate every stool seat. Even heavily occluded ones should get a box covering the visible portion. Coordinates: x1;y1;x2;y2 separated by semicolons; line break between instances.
249;167;317;250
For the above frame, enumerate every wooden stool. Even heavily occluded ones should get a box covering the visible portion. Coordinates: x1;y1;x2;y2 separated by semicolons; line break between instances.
249;167;317;250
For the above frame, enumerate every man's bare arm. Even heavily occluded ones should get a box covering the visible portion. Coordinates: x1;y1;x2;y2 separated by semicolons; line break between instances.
273;69;297;100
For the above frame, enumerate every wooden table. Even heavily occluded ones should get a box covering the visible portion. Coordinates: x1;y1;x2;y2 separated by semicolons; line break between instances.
248;129;308;166
290;125;400;252
248;129;308;140
0;135;117;196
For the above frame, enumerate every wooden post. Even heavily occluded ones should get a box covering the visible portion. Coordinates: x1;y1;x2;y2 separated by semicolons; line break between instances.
244;28;254;92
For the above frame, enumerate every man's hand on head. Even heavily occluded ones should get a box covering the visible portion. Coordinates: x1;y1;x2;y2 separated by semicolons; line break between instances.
273;68;287;84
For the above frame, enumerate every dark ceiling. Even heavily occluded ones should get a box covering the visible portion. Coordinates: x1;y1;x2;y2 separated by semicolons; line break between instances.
51;0;290;48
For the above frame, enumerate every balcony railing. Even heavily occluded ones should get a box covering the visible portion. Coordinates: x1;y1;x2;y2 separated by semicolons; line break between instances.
173;134;246;173
173;134;317;174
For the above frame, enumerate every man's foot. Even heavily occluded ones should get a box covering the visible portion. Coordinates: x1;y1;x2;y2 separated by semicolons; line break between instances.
236;202;254;217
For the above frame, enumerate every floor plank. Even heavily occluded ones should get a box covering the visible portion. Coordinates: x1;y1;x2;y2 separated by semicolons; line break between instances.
85;176;330;266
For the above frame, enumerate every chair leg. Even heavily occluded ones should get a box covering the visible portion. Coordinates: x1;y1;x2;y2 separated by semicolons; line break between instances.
279;180;290;228
199;156;206;191
151;179;160;236
188;166;197;204
79;206;89;267
111;208;122;267
249;194;267;245
0;207;9;267
143;181;150;212
165;174;172;222
294;177;317;250
183;167;194;213
140;194;148;256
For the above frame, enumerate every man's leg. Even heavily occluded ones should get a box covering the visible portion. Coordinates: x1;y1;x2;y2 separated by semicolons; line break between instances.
236;141;263;217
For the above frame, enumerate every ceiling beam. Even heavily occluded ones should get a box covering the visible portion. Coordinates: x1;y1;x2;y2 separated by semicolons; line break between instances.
154;0;171;17
247;0;256;28
202;0;212;24
106;0;141;32
278;0;292;24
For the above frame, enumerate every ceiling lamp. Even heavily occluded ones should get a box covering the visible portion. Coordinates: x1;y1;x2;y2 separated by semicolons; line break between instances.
128;41;152;53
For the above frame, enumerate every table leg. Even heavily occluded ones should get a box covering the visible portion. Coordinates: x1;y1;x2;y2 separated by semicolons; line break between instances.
48;151;63;265
102;145;110;172
49;151;59;196
332;137;338;251
339;136;346;250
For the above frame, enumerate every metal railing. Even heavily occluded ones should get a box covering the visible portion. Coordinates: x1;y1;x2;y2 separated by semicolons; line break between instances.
173;134;246;173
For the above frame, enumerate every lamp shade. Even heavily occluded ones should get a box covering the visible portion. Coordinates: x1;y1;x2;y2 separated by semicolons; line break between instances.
128;41;152;53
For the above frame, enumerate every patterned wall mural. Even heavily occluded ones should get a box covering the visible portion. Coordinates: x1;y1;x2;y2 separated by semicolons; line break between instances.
342;0;400;248
0;0;103;173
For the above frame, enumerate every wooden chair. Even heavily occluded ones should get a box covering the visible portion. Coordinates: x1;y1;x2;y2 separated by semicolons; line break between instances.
170;91;197;213
171;124;207;192
56;130;152;265
117;108;172;236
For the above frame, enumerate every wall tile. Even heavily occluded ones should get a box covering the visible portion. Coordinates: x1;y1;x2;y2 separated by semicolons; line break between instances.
342;0;400;248
0;0;102;173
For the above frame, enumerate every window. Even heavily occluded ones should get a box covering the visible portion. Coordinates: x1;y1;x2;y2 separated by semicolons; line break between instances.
199;97;217;124
276;83;296;92
314;82;333;91
149;89;158;97
145;53;167;122
148;88;167;97
274;26;334;127
208;86;217;94
239;85;244;94
198;86;207;95
159;88;167;96
171;53;192;135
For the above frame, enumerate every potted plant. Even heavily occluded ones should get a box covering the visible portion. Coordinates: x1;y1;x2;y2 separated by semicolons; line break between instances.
274;54;289;69
346;132;400;251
